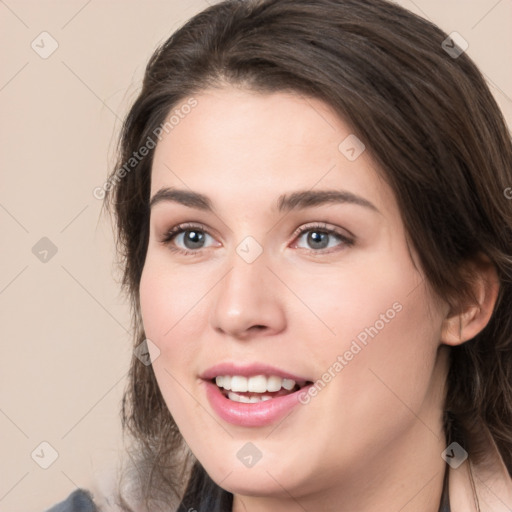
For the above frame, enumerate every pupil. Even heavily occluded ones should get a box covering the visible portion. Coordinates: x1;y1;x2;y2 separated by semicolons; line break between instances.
184;230;205;249
308;231;328;249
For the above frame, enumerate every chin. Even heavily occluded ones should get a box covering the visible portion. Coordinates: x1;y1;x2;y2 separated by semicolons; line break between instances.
201;455;304;497
216;471;292;497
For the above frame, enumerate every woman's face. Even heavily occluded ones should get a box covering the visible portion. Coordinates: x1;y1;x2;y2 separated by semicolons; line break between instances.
140;87;449;507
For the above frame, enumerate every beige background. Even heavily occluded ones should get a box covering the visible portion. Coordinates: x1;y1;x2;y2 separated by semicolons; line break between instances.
0;1;511;511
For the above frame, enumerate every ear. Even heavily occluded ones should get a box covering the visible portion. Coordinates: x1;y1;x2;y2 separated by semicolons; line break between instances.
441;253;500;346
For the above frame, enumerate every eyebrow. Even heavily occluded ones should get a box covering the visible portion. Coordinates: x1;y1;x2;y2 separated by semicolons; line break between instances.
149;187;379;214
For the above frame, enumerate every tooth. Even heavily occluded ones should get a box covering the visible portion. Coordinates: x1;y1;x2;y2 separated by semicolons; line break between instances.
228;391;240;402
217;375;299;392
248;375;267;393
227;391;275;403
266;375;282;392
228;391;251;403
230;376;248;392
282;378;296;391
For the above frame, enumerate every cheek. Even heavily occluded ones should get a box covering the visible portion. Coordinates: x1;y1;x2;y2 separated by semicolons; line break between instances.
138;254;221;412
290;246;442;406
330;275;441;439
139;254;210;351
284;248;423;357
139;259;205;423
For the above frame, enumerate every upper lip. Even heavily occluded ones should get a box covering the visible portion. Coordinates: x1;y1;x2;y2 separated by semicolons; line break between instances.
200;362;311;383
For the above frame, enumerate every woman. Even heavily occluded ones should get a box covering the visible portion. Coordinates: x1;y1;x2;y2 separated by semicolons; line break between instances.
47;0;512;510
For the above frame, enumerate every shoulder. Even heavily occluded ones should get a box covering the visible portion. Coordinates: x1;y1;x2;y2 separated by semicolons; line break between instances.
45;489;98;512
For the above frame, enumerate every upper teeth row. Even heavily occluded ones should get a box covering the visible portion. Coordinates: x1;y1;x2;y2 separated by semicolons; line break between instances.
215;375;296;393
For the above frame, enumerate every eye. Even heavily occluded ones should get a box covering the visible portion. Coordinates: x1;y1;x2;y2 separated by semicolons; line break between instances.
292;223;354;253
160;221;354;256
160;223;217;255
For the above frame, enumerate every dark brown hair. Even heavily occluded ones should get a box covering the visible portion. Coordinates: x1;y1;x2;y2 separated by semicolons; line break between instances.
105;0;512;509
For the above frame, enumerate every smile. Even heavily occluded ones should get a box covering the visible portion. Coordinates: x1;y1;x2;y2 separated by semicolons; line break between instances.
201;364;313;426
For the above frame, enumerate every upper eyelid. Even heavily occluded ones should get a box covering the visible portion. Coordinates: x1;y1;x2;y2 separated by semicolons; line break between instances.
163;222;347;237
292;222;353;239
161;222;215;241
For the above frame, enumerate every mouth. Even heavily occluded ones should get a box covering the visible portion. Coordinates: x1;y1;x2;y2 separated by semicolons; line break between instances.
200;363;314;426
212;374;312;403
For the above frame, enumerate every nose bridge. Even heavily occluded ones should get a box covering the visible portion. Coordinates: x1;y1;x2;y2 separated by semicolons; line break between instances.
210;243;286;337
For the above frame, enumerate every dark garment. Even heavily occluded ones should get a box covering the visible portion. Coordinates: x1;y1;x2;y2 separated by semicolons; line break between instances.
45;490;97;512
176;461;234;512
439;463;451;512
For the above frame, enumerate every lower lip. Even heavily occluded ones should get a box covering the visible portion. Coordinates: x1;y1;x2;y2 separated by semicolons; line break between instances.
203;380;311;427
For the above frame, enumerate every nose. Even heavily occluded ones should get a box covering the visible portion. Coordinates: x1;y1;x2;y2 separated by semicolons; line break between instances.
210;250;287;340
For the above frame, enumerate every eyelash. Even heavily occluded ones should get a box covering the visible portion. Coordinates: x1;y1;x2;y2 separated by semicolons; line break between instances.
160;222;355;257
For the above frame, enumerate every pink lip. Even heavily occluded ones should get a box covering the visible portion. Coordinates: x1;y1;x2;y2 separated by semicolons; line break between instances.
202;380;312;427
200;362;312;427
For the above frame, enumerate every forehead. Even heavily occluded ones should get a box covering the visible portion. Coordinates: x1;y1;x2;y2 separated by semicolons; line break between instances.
150;86;393;217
